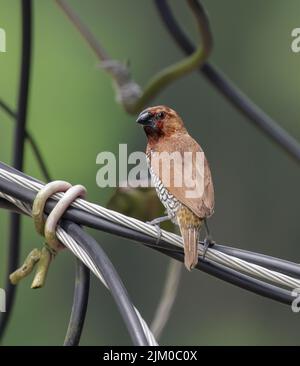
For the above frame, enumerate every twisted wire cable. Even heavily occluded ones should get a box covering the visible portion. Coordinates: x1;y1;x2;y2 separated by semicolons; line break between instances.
0;166;297;307
0;165;300;295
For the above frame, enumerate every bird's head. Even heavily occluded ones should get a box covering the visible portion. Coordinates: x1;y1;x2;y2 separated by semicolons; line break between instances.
136;106;186;141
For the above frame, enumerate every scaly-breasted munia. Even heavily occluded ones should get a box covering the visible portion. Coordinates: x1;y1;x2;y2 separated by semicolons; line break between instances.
137;106;214;270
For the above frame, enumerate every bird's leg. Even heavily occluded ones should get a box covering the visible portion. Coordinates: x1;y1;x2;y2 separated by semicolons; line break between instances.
147;215;170;226
202;219;215;260
146;215;170;244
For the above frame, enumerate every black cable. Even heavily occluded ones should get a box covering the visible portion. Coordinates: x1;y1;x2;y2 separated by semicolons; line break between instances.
0;170;297;306
63;258;90;346
0;0;32;341
1;160;299;280
155;248;294;305
154;0;300;164
0;199;26;215
0;161;46;184
214;244;300;279
62;221;150;346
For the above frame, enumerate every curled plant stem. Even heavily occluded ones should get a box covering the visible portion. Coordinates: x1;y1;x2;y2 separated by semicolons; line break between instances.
31;246;52;289
127;48;203;114
9;248;41;285
127;0;212;114
9;245;53;289
55;0;141;110
55;0;212;114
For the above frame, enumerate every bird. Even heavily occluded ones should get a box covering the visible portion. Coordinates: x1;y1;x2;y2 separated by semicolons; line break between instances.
136;105;214;270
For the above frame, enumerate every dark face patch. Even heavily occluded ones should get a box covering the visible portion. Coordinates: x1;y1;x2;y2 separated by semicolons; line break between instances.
137;105;183;143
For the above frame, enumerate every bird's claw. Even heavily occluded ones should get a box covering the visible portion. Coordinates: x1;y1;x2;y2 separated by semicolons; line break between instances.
202;236;215;260
146;215;170;244
146;220;163;245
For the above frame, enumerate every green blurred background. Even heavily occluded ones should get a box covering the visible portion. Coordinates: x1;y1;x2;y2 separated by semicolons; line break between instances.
0;0;300;345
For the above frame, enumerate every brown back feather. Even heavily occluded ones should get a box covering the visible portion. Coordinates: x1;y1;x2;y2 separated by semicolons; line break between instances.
147;132;214;219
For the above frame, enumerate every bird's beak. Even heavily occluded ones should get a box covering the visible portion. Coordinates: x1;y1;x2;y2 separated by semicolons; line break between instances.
136;111;155;127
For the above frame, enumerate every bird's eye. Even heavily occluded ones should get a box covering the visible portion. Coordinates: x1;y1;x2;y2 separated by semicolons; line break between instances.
157;111;165;119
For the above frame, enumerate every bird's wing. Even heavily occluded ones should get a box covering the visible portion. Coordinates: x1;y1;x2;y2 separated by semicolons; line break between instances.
150;133;214;218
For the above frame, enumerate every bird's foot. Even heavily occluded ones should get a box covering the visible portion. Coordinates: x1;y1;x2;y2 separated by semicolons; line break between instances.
147;215;170;226
146;216;169;244
202;235;215;260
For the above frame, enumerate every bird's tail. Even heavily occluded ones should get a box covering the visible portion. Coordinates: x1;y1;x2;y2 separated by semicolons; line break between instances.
179;225;201;271
177;206;202;270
